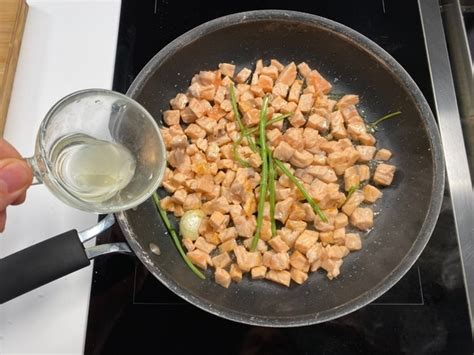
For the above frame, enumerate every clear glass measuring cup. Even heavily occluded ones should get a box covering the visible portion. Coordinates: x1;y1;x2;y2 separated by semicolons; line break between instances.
26;88;167;213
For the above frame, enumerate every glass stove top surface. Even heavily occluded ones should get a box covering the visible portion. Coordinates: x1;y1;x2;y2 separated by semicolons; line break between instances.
85;1;472;354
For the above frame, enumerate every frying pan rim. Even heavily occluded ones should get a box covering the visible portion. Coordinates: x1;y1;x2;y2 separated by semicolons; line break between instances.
118;9;445;327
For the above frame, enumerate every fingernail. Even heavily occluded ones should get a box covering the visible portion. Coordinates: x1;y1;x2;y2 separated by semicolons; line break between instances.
0;161;31;193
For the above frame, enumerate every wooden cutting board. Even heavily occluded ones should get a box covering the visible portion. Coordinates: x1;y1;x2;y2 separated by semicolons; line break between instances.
0;0;28;137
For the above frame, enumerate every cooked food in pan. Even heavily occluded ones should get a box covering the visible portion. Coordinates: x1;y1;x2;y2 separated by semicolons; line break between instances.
156;59;398;288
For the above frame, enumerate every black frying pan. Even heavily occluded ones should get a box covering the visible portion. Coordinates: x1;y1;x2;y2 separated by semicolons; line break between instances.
117;10;444;326
0;10;444;327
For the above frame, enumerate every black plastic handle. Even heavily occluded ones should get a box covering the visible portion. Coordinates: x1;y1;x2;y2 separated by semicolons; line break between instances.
0;230;90;304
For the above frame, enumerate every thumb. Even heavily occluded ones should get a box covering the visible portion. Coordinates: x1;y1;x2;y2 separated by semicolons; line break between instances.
0;159;33;208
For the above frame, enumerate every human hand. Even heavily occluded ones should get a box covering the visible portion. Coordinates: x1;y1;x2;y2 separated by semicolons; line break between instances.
0;139;33;232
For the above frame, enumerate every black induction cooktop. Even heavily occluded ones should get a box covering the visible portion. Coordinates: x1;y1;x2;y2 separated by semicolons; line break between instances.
84;1;472;353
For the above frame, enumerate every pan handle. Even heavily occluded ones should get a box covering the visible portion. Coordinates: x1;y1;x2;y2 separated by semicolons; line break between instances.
0;229;89;304
0;215;130;304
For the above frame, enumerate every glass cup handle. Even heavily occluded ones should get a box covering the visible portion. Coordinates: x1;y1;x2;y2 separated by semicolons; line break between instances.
24;157;42;185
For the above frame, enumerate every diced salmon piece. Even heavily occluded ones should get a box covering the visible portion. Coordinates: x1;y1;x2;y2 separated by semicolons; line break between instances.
328;245;350;258
288;80;303;103
186;144;199;155
240;108;259;127
306;242;325;263
204;232;221;245
195;174;214;194
333;227;346;246
306;69;332;94
285;111;303;129
344;166;360;192
194;236;216;254
363;184;382;203
375;148;392;161
205;196;231;214
290;250;310;272
281;126;303;149
266;270;291;287
291;268;309;285
294;230;319;254
327;147;361;175
188;82;215;101
373;163;396;186
243;237;268;253
234;246;262;272
270;59;285;71
274;186;291;201
267;128;282;147
220;99;233;112
336;95;359;109
330;111;348;139
196;137;208;152
187;249;211;270
251;265;268;280
262;250;275;268
218;227;238;242
274;197;294;224
196;117;217;134
268;235;290;253
217;159;234;170
163;110;181;126
268;251;289;271
276;62;297;86
307;113;329;133
212;252;232;269
182;238;195;252
219;63;235;77
219;239;237;253
306;166;338;183
278;228;299;248
183;193;202;210
290;150;313;168
168;148;191;169
184;123;206;140
170;93;189;110
261;65;279;80
356;145;376;163
297;62;312;78
270;96;286;112
170;134;188;149
286;219;307;235
345;233;362;251
222;170;236;188
209;211;230;231
215;268;231;288
258;74;274;93
188;98;208;118
171;189;187;205
213;86;227;104
233;215;257;238
214;171;226;185
321;258;343;280
334;213;349;228
236;67;252;83
350;207;374;231
229;264;243;283
297;93;315;113
272;82;289;98
359;132;377;146
272;141;295;162
319;231;335;246
356;164;370;182
341;190;364;216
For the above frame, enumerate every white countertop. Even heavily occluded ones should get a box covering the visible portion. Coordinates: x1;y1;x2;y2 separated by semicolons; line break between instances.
0;0;121;353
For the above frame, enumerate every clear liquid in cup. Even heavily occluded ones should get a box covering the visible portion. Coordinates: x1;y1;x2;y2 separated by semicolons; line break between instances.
50;133;136;202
